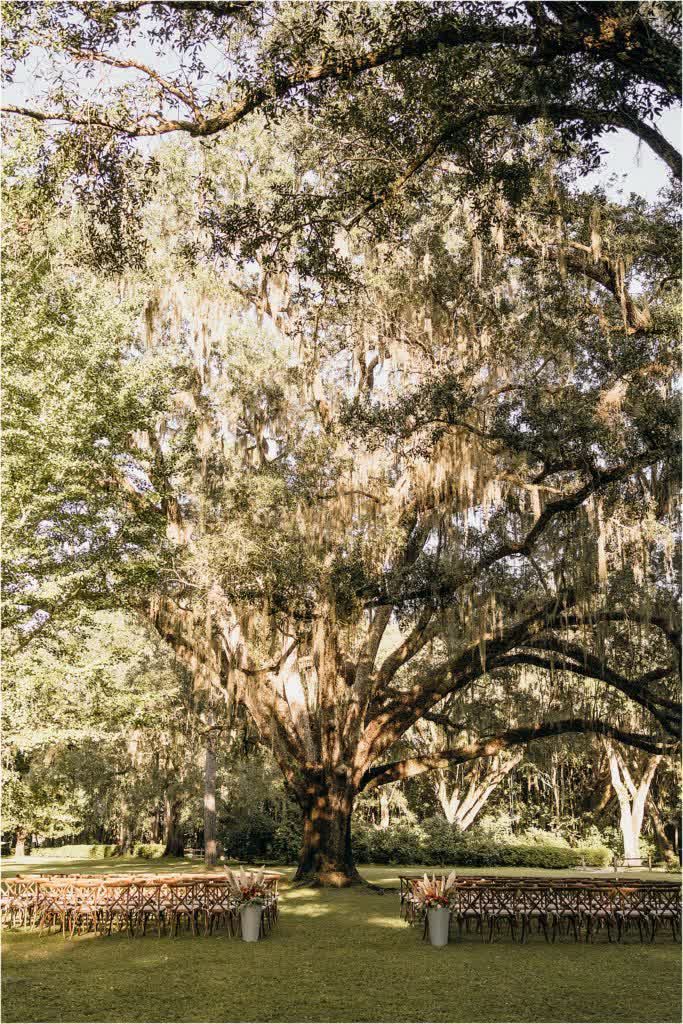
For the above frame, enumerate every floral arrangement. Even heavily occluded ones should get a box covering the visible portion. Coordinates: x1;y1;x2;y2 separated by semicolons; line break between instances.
224;867;271;908
235;883;268;907
413;871;458;910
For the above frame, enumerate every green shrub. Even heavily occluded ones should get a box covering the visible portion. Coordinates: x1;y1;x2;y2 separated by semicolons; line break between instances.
270;821;301;863
132;843;165;859
578;845;612;868
522;827;571;848
30;844;118;859
30;843;169;860
352;820;425;864
420;817;460;865
350;816;611;869
220;807;303;862
351;822;374;863
372;821;426;864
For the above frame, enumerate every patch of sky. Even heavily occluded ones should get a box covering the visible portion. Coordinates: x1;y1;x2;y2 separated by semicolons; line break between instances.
575;110;681;203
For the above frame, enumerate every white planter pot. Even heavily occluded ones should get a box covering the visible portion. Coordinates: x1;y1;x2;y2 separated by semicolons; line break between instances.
240;905;262;942
428;906;450;947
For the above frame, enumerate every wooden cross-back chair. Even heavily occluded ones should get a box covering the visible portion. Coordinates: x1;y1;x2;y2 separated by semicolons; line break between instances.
399;876;682;945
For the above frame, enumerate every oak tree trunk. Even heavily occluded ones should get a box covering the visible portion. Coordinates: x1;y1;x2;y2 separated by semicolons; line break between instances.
604;740;661;865
294;785;360;887
117;805;133;854
151;804;162;843
378;791;390;829
163;792;185;857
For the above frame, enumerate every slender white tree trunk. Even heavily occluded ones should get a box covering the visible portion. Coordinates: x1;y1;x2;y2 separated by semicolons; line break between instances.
378;791;391;829
604;739;661;863
204;741;217;867
14;829;27;858
434;751;523;830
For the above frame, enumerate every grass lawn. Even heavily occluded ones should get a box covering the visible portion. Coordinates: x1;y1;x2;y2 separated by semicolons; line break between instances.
2;858;681;1023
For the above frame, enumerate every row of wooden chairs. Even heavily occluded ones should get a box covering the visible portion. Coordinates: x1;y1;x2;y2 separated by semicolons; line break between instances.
398;874;680;913
1;875;279;939
399;874;679;897
400;879;681;944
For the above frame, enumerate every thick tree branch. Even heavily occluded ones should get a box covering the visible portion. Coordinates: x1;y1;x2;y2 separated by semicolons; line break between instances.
495;649;681;737
560;611;682;659
348;102;680;231
357;589;579;776
361;718;674;791
5;10;678;140
366;443;675;608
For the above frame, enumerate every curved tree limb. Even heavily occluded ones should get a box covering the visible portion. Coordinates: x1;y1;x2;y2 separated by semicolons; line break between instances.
347;101;680;231
4;9;679;140
495;650;681;738
365;443;676;608
360;718;675;791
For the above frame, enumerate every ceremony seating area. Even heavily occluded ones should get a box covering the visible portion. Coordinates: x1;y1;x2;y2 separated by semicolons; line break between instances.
399;874;681;944
0;872;280;939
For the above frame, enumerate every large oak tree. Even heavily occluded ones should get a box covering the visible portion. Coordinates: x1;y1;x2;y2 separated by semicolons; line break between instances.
3;1;680;884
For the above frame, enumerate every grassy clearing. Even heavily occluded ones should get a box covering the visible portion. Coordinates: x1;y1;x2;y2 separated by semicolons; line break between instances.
2;858;681;1023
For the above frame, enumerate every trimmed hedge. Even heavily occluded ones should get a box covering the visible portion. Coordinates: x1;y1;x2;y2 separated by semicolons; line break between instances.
30;844;118;859
28;843;166;860
455;842;611;869
351;819;611;869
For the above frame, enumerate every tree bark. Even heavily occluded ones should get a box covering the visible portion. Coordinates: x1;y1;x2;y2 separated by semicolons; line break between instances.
378;791;390;829
435;751;523;829
151;804;162;843
14;828;27;858
117;802;133;854
293;784;360;887
203;743;217;867
604;740;661;864
649;801;676;864
163;792;185;857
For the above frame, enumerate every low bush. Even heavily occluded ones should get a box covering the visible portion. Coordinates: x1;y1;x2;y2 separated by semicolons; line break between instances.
30;844;118;859
132;843;165;859
420;816;458;864
353;820;427;865
351;816;611;869
220;808;303;863
351;822;375;864
29;843;168;860
270;820;301;863
370;821;426;864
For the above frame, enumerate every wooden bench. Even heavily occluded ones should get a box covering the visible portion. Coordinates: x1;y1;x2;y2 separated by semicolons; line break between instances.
612;854;654;871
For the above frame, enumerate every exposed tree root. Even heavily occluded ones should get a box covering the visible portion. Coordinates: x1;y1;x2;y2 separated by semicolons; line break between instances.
292;866;385;893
